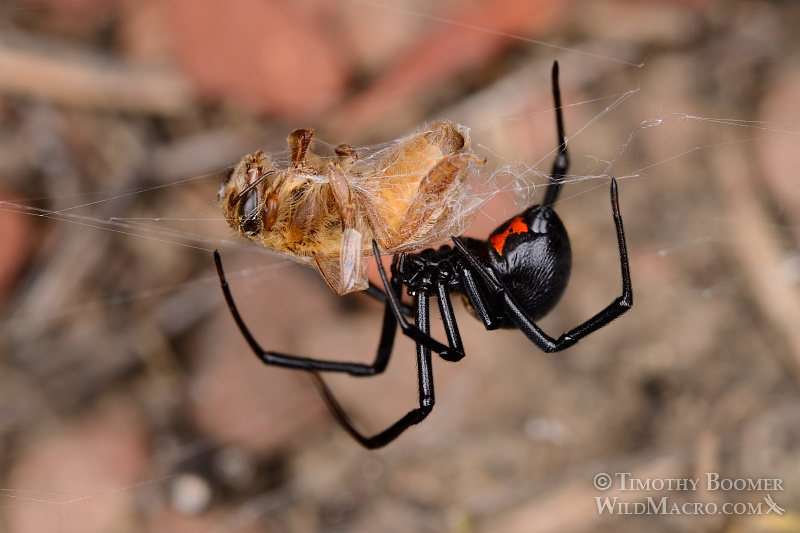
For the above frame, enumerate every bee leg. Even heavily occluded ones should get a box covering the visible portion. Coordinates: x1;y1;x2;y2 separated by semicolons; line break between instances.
334;143;358;166
327;163;367;293
327;163;356;232
287;128;314;167
423;120;467;155
390;152;485;248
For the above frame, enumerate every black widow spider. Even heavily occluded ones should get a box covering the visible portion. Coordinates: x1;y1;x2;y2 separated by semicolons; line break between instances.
214;62;633;449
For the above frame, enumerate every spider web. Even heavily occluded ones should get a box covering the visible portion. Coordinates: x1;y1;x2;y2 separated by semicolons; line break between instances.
1;0;799;531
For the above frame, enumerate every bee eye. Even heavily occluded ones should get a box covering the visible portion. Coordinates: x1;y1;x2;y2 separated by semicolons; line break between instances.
238;188;262;235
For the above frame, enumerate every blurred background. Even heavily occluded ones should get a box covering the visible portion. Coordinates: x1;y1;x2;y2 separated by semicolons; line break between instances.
1;0;800;531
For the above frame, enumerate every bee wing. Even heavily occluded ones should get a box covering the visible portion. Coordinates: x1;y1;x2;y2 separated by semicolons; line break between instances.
313;231;369;296
339;228;369;293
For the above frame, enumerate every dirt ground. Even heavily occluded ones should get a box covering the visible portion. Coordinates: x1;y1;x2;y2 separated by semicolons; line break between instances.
1;0;800;532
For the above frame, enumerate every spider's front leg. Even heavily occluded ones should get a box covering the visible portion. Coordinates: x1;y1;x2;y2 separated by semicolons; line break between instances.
214;249;396;375
215;249;435;448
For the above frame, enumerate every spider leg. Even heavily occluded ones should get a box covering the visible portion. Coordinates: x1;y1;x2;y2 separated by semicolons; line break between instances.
311;292;435;449
451;237;503;292
434;280;466;362
364;282;414;318
214;250;397;375
543;60;569;208
371;240;459;359
216;249;438;448
489;179;632;353
457;262;506;330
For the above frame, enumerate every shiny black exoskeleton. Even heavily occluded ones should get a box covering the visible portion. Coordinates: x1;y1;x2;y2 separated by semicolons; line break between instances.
214;62;633;449
391;201;571;335
459;203;572;326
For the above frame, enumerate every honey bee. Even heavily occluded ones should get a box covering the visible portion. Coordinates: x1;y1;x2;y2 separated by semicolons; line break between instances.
219;121;486;294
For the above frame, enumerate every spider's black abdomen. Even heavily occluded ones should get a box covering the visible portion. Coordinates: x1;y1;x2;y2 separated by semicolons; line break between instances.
486;205;572;321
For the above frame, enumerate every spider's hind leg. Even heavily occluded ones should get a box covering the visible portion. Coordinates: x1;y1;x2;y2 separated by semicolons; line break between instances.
481;178;632;353
543;60;569;209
